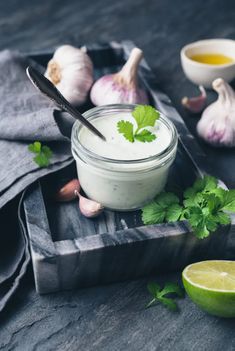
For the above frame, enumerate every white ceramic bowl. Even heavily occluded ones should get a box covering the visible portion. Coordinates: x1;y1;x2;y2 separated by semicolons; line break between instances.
181;39;235;88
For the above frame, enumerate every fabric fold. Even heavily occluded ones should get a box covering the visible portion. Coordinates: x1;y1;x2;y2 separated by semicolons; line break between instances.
0;50;75;311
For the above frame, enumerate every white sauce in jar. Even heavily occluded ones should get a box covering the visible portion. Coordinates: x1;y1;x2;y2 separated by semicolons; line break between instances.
79;112;171;160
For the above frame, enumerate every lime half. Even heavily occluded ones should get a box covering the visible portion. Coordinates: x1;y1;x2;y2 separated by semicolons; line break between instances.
182;260;235;318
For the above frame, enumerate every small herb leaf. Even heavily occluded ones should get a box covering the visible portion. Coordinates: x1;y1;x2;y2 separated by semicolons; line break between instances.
183;193;204;207
161;282;184;298
184;176;218;201
221;189;235;212
146;281;183;312
117;120;134;142
216;211;231;225
193;175;218;193
42;145;53;159
132;105;160;130
193;225;210;239
142;192;182;225
34;154;50;167
28;141;53;168
142;202;165;225
28;141;41;154
187;206;203;227
165;203;183;222
156;192;180;207
134;129;156;143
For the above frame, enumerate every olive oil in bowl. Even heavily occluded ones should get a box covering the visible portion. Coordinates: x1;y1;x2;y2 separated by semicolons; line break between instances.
190;53;234;65
181;39;235;87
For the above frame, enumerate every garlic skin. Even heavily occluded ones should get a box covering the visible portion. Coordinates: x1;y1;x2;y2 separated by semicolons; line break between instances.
197;78;235;147
45;45;93;105
181;86;207;113
55;179;80;202
90;48;149;106
74;190;104;218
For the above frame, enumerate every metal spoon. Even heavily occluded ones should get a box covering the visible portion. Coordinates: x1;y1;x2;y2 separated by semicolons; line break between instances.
26;66;106;141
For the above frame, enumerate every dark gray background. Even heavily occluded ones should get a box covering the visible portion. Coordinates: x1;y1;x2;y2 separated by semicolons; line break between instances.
0;1;235;350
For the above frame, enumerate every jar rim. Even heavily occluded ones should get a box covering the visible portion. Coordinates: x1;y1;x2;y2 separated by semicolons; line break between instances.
71;104;178;165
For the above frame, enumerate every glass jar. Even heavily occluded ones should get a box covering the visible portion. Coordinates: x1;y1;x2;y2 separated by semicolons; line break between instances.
71;104;178;211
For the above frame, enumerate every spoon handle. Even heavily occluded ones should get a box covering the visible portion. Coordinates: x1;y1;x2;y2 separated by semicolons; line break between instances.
26;66;106;141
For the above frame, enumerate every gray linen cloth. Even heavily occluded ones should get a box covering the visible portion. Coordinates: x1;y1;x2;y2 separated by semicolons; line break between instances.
0;50;74;311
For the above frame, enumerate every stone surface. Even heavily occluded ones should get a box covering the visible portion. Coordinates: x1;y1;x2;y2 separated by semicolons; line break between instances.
0;0;235;350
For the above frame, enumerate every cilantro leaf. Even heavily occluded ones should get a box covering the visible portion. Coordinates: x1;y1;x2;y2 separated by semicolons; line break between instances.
28;141;53;168
193;225;210;239
216;211;231;225
186;206;203;227
194;175;218;193
34;153;50;167
160;282;184;298
184;176;218;202
146;281;184;311
132;105;160;130
142;192;182;225
42;145;53;158
155;192;180;207
142;202;165;225
204;215;218;232
183;192;204;207
165;203;183;222
117;120;134;142
185;205;217;238
210;187;227;200
117;105;159;143
203;193;222;212
28;141;41;153
134;129;156;143
221;189;235;212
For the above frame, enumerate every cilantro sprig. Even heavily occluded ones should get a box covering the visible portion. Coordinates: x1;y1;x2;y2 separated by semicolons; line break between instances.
142;175;235;239
117;105;159;143
28;141;53;167
146;282;184;311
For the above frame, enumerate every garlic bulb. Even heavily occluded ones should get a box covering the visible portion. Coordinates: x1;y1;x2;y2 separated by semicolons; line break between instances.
181;86;207;113
90;47;149;106
45;45;93;105
197;78;235;147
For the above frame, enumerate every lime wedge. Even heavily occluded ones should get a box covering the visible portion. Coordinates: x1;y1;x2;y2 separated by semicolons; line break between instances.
182;260;235;318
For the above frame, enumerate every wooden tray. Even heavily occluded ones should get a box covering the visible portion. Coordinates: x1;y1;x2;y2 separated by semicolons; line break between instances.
23;41;234;294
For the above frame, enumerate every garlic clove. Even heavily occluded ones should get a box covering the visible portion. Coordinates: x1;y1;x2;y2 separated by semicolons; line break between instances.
197;78;235;147
45;45;94;106
74;190;104;218
181;86;207;113
90;47;149;106
55;179;80;202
